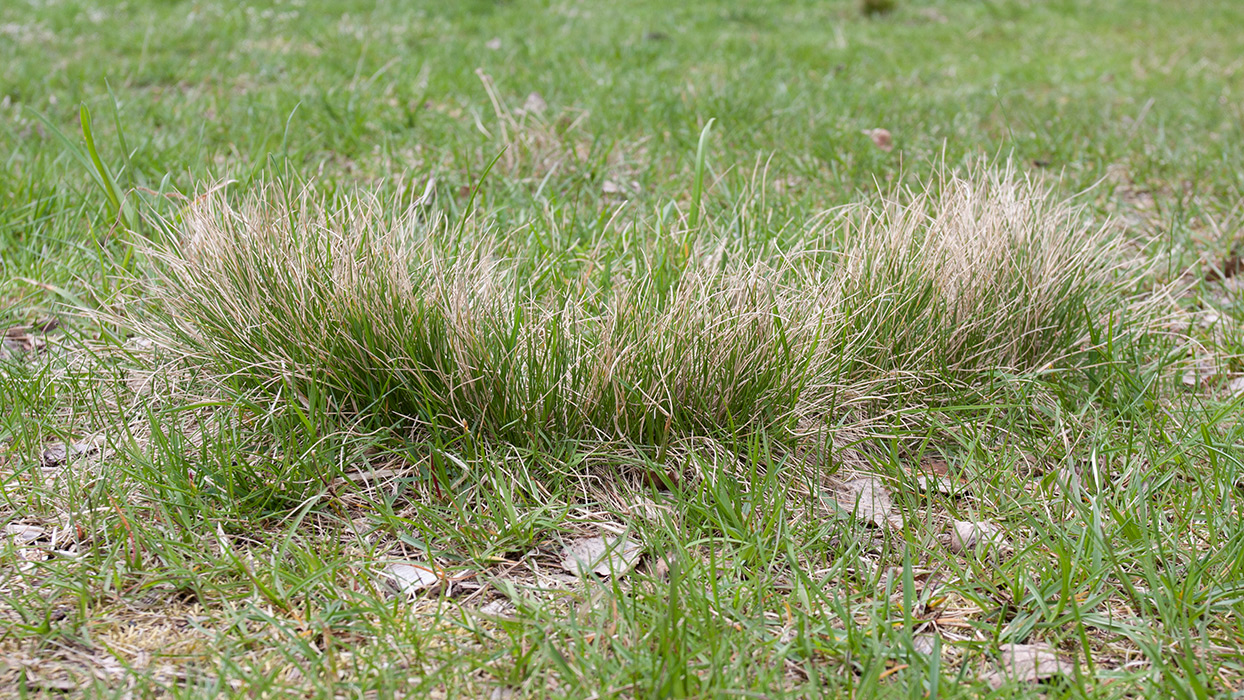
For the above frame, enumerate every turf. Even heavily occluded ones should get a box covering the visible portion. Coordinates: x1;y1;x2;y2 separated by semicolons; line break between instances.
2;0;1244;697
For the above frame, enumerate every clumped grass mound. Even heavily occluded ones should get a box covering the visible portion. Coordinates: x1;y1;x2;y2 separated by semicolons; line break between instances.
834;166;1128;379
137;163;1129;449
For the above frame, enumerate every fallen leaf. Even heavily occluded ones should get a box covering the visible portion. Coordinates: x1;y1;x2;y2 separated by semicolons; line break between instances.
911;634;940;656
489;688;515;700
1;325;47;361
601;180;625;194
382;561;440;596
521;91;547;115
560;535;643;577
127;336;156;351
1227;376;1244;397
833;475;894;528
1017;452;1044;476
911;459;966;494
1195;308;1222;329
1052;461;1085;497
1182;355;1216;389
983;642;1074;688
41;437;101;467
863;128;893;152
478;599;513;617
946;520;1005;554
1204;251;1242;282
485;37;502;50
624;498;670;521
5;524;45;543
649;550;677;579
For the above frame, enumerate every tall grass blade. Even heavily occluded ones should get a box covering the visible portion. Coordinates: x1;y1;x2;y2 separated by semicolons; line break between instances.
688;117;716;234
79;104;125;225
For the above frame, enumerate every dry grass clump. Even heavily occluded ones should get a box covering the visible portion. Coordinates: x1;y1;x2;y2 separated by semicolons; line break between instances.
832;164;1124;381
134;163;1129;449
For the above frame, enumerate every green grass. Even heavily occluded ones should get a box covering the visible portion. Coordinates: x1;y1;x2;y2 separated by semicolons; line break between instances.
3;0;1244;697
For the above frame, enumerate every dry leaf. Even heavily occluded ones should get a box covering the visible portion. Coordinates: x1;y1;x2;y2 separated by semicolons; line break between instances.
623;498;670;522
911;634;940;655
1052;461;1085;496
1227;376;1244;397
41;437;101;467
382;561;439;596
560;536;643;577
1204;251;1242;282
649;550;677;579
1017;452;1044;476
127;336;157;351
485;37;502;50
5;524;45;543
912;459;966;494
1;325;47;361
601;180;626;195
983;642;1074;688
1182;355;1216;389
1195;308;1222;329
478;599;513;617
834;476;894;528
863;128;893;152
946;520;1005;554
521;91;547;115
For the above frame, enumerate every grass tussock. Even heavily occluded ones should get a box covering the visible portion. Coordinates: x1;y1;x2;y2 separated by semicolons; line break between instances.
135;162;1131;448
834;165;1126;378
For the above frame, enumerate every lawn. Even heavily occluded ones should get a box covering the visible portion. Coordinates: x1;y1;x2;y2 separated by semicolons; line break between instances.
2;0;1244;697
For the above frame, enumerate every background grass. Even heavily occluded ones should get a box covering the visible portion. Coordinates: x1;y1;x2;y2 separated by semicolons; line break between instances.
2;0;1244;697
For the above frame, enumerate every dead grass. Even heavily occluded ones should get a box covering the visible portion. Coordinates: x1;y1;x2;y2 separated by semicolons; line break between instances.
131;161;1134;460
